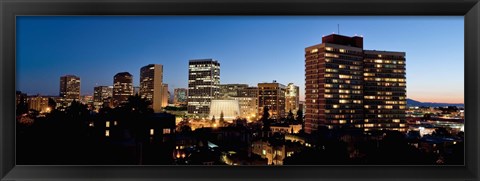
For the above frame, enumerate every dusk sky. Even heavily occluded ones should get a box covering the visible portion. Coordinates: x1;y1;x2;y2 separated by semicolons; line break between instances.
16;16;464;104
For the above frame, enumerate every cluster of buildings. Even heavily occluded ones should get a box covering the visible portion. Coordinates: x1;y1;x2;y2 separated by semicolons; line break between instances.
17;33;468;165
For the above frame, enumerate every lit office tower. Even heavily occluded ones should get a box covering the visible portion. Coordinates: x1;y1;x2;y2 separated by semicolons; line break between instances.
304;34;364;134
59;75;81;106
187;59;220;118
363;50;407;132
174;88;188;106
285;83;300;114
113;72;134;107
304;34;406;134
258;81;286;120
93;86;113;111
140;64;165;113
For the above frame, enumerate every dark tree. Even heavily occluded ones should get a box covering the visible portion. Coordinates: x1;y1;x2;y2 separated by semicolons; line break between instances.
48;98;57;110
287;110;294;121
219;111;225;127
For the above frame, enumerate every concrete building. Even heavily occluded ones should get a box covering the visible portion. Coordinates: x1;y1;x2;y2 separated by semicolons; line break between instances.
187;59;220;118
208;99;241;122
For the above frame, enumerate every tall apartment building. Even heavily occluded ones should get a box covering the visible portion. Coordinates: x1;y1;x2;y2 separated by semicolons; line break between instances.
140;64;166;113
93;86;113;111
161;84;169;108
59;75;81;107
304;34;406;134
113;72;134;107
363;50;407;132
187;59;220;118
173;88;188;106
258;81;286;120
285;83;300;114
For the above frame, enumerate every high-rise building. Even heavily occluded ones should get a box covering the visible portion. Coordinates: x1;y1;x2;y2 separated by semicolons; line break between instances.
173;88;188;106
187;59;220;118
113;72;133;107
285;83;300;114
140;64;166;113
258;81;286;120
304;34;406;134
93;86;113;111
59;75;81;106
363;50;407;132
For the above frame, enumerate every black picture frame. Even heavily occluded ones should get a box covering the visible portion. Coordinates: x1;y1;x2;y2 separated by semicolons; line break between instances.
1;0;479;180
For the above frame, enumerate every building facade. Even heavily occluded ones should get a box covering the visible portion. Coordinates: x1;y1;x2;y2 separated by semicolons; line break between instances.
113;72;134;107
27;95;50;113
363;50;407;132
93;86;113;111
59;75;81;107
304;34;406;134
285;83;300;114
258;81;286;120
173;88;188;106
140;64;165;113
219;84;249;99
187;59;220;118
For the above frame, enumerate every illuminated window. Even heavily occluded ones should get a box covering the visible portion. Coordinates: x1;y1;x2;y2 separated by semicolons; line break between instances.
262;150;267;155
163;128;171;134
339;99;349;104
375;59;383;63
339;65;346;68
378;54;382;58
339;49;345;53
325;47;333;51
150;129;154;136
106;121;110;128
105;130;110;137
393;119;400;123
325;94;333;98
333;105;339;109
310;49;318;53
114;121;117;126
325;84;333;88
339;120;347;124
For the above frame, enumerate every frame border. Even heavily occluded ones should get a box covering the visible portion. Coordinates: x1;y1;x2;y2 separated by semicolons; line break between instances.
1;0;479;180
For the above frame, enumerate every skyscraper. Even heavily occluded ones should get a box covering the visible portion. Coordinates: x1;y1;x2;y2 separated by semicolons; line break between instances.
187;59;220;118
113;72;133;107
258;81;286;120
173;88;188;106
161;84;169;108
93;86;113;111
59;75;81;106
304;34;406;134
140;64;165;113
285;83;300;114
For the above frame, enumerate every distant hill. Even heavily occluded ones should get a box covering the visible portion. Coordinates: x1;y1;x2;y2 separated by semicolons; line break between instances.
406;98;464;108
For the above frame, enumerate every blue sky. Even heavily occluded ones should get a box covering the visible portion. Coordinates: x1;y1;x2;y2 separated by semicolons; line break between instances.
16;16;464;103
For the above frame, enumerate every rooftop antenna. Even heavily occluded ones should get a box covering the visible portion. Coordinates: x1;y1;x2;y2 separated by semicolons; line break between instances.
338;24;340;35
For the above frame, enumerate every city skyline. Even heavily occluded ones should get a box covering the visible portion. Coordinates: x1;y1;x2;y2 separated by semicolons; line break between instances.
16;16;464;103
